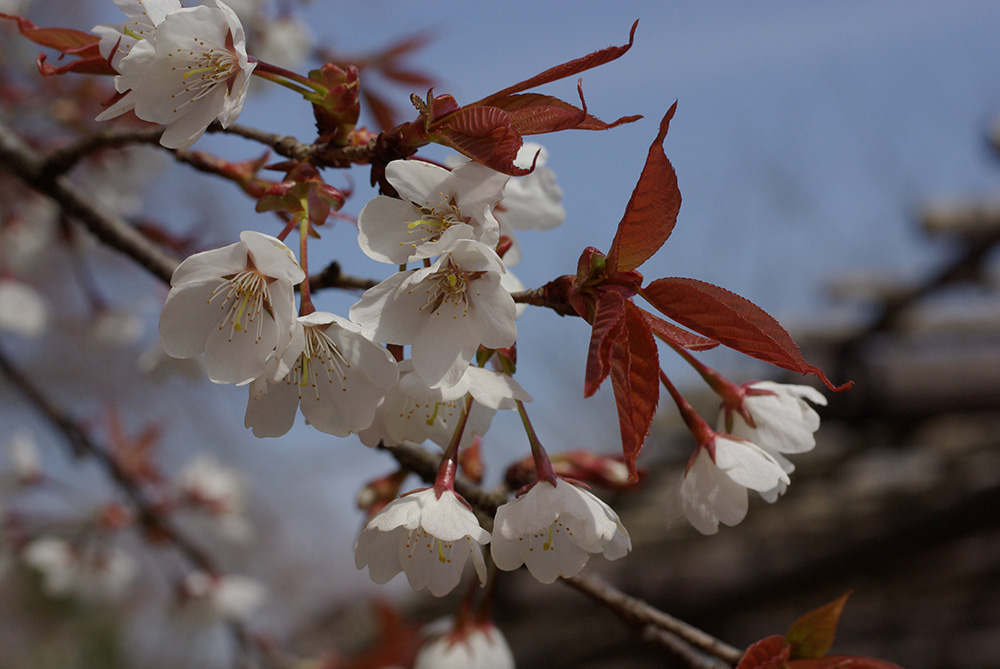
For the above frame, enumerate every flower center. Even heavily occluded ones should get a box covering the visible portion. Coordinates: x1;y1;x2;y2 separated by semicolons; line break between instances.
420;260;486;315
405;200;467;246
211;270;271;342
287;325;351;399
168;37;240;112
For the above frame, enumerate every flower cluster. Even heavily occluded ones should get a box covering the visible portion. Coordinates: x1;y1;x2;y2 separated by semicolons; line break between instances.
94;0;255;148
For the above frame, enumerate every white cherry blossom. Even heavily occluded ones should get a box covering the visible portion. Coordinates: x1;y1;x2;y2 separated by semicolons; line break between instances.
244;311;398;438
349;239;516;388
0;280;48;337
96;0;256;149
415;621;515;669
159;230;303;386
22;537;137;601
357;159;508;265
5;428;42;484
717;381;826;502
666;436;790;535
355;488;490;597
178;455;253;543
491;478;631;584
181;571;266;622
92;0;182;71
359;361;531;450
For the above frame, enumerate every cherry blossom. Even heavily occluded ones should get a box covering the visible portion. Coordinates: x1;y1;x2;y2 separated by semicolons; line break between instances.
349;239;516;388
22;537;137;600
96;0;256;149
666;436;790;535
491;478;631;584
355;488;490;597
415;621;515;669
5;428;42;484
181;571;266;622
177;455;253;543
244;311;398;438
159;230;303;386
359;361;531;450
357;159;508;265
92;0;182;71
0;279;48;337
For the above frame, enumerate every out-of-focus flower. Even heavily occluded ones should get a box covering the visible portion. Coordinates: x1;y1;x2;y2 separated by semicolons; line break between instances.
0;196;58;275
88;307;145;349
96;1;256;149
350;239;516;388
415;620;515;669
178;455;252;543
359;361;530;450
5;428;42;484
355;488;490;597
491;478;630;584
357;160;508;265
22;537;137;600
180;571;266;622
666;435;790;535
718;380;826;502
254;15;313;70
0;280;48;337
245;311;398;438
158;230;303;386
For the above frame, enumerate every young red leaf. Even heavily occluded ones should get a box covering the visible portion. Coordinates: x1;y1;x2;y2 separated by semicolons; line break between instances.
477;20;639;102
584;290;627;397
606;102;681;273
639;309;719;351
488;89;640;135
737;635;791;669
790;657;904;669
786;592;851;659
430;105;533;176
641;277;851;392
0;13;101;52
608;301;660;480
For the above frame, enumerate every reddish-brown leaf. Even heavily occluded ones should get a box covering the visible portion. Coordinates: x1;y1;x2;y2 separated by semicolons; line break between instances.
790;657;904;669
584;290;626;397
431;106;532;176
608;301;659;480
607;102;681;273
787;592;851;659
737;635;791;669
488;90;640;135
641;277;850;391
37;53;115;77
1;13;101;52
476;20;639;102
639;309;718;351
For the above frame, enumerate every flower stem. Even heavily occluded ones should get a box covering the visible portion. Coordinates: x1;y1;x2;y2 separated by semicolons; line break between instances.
250;59;325;98
433;394;474;497
515;400;558;486
666;340;744;409
297;215;314;316
658;368;715;448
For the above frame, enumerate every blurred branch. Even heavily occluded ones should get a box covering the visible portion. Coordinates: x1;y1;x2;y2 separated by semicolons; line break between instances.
0;119;180;284
0;344;263;664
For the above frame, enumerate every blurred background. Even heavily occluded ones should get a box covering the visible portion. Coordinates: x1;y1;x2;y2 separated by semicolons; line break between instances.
2;0;1000;666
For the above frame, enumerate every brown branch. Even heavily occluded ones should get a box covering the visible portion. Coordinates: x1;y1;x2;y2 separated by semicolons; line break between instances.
566;570;744;667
